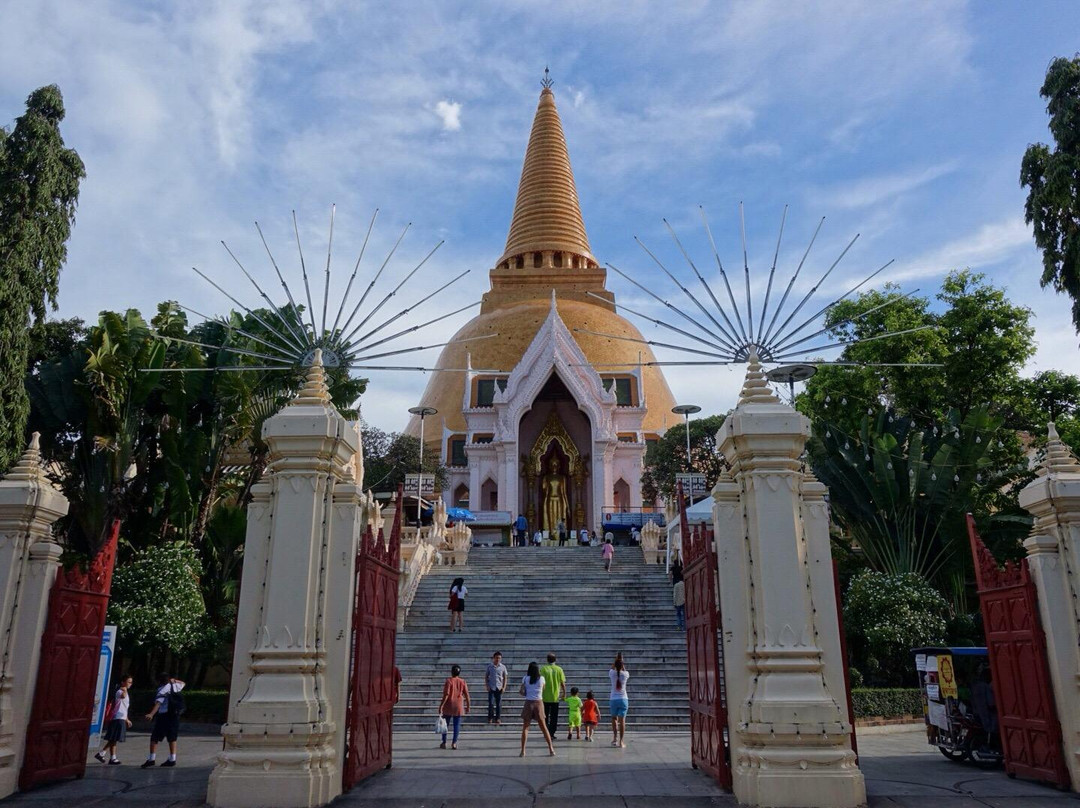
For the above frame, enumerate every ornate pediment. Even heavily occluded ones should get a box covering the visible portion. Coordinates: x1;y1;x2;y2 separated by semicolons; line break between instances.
493;292;617;444
529;411;581;474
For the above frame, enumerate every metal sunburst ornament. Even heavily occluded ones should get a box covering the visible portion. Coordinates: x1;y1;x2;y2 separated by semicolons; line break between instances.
575;203;942;374
150;206;497;374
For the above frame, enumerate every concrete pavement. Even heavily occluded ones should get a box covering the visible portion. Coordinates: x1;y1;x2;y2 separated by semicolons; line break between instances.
3;726;1077;807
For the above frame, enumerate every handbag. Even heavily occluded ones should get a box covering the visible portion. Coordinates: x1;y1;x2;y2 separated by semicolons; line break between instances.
435;716;448;734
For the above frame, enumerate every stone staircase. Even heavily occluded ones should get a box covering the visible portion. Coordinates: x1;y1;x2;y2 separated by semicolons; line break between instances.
393;546;689;730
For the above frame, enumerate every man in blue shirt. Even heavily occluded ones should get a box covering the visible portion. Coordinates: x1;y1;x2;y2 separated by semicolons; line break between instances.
515;514;528;547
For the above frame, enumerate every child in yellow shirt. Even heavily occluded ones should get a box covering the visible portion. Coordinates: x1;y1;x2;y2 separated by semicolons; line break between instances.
565;686;583;740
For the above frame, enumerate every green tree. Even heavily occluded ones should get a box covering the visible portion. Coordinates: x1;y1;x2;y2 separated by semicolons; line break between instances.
843;571;948;686
1021;55;1080;333
799;272;1033;427
361;423;446;494
0;85;85;473
641;414;726;502
108;541;207;662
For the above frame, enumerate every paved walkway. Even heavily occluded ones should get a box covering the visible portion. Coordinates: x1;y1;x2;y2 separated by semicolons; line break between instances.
4;727;1077;807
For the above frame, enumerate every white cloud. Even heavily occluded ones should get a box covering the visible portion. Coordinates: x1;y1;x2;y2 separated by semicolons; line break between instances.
433;99;462;131
812;162;959;211
890;217;1033;282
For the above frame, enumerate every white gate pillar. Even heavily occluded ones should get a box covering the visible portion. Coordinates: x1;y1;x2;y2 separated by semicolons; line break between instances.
715;359;864;808
208;354;361;808
0;435;67;799
1017;424;1080;791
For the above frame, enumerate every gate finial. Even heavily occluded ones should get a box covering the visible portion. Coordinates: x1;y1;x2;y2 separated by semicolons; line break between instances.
1045;422;1080;474
737;351;780;406
5;433;45;482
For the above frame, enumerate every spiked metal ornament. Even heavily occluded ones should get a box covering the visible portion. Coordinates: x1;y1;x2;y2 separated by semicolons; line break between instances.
575;204;942;374
152;206;497;375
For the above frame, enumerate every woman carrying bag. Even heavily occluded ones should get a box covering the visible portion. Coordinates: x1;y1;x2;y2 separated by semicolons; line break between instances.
437;664;470;749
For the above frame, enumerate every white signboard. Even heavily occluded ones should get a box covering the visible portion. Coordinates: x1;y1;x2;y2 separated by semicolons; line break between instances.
89;625;117;744
403;473;435;498
675;473;708;500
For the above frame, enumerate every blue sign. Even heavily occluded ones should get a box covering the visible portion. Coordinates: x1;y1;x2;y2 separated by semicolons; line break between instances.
88;625;116;744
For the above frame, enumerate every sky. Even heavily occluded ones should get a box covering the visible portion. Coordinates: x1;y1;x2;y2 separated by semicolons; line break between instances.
1;1;1078;432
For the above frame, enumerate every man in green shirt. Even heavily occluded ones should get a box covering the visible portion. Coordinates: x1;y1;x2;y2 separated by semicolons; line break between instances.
540;652;566;738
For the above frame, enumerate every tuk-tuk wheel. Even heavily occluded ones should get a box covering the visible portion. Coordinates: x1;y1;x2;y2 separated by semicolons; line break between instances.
939;747;967;762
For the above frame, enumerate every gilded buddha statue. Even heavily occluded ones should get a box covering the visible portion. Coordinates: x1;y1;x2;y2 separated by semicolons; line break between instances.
541;457;569;535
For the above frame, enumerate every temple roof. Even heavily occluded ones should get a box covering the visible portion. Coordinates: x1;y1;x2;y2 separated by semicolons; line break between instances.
498;85;595;269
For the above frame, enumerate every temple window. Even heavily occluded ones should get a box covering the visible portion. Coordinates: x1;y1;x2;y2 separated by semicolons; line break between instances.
453;483;470;508
572;256;580;268
473;434;493;444
449;437;467;467
475;378;507;407
602;377;634;406
533;252;542;268
516;255;525;269
553;251;563;267
617;433;636;443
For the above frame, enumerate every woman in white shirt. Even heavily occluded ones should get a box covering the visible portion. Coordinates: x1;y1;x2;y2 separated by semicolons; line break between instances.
95;674;133;764
609;652;630;747
519;661;556;757
448;577;467;632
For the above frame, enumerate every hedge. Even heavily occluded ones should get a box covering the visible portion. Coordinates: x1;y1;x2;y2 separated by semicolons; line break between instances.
127;689;228;723
851;688;922;719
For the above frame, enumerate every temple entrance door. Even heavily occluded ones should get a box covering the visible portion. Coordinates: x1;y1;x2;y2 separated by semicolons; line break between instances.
518;373;591;533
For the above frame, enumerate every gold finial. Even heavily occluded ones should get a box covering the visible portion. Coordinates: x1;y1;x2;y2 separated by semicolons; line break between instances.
541;66;554;90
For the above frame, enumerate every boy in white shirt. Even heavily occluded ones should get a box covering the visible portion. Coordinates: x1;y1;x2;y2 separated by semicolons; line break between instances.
141;673;185;768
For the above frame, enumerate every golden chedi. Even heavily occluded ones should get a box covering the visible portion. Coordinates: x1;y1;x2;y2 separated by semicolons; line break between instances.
411;77;677;539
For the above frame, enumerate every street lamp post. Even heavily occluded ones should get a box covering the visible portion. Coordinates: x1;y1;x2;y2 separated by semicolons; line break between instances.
408;405;438;526
671;403;702;502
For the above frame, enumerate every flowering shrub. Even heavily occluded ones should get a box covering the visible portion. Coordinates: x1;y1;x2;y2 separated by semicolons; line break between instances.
108;541;207;655
844;570;948;686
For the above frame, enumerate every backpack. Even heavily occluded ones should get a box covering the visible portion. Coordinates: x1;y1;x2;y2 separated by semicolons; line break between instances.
167;684;186;716
103;694;117;724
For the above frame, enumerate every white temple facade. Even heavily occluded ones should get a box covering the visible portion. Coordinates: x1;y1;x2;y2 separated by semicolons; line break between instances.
439;293;650;531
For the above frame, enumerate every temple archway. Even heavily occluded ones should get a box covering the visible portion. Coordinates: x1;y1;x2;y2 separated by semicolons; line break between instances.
518;372;592;532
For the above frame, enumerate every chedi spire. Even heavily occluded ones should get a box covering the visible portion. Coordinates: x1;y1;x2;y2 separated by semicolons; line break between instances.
497;71;595;271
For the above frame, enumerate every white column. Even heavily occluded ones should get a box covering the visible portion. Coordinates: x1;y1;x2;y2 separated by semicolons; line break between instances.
715;359;864;808
1017;425;1080;791
208;354;361;808
0;435;67;799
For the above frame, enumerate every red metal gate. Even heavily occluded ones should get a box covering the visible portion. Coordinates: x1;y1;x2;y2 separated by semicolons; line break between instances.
342;491;401;791
19;520;119;791
680;489;731;789
967;514;1069;788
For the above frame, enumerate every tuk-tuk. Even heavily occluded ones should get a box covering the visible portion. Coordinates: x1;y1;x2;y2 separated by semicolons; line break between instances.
912;646;1001;768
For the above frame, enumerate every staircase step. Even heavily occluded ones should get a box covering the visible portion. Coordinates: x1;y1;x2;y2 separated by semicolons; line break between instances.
394;546;688;731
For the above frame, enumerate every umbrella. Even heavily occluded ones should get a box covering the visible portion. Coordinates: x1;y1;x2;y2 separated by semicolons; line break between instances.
446;507;477;522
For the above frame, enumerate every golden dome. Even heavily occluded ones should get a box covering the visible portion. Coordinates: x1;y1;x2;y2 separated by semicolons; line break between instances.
414;298;677;435
498;87;595;270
